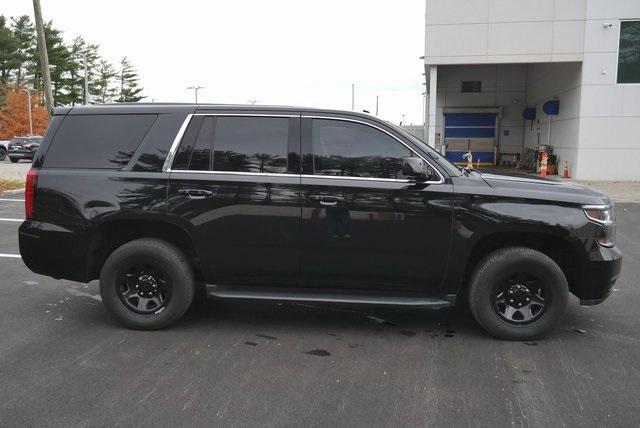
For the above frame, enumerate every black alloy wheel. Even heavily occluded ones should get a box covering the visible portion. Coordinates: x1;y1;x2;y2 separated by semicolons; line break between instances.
492;273;547;325
100;238;195;330
468;247;568;340
117;265;172;315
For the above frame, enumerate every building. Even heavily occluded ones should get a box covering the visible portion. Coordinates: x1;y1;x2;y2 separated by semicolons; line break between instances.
423;0;640;180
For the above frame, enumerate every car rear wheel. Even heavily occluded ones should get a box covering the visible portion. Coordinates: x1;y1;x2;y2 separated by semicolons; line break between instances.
468;247;568;340
99;238;195;330
9;157;18;163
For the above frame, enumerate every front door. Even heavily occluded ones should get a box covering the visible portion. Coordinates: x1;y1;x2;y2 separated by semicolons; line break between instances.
299;116;453;294
167;112;302;287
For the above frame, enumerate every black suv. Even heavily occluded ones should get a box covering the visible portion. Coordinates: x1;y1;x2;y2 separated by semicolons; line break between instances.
8;136;43;163
19;104;621;339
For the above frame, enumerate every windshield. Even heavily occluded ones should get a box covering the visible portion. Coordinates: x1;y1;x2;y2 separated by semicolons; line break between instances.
392;125;462;177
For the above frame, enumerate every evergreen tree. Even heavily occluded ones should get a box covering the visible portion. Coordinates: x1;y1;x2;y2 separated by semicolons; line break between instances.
10;15;34;86
25;21;71;106
91;59;117;104
0;16;19;85
116;57;144;102
66;37;100;105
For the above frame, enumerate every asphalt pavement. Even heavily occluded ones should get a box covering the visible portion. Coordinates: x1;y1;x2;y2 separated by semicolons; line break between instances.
0;192;639;427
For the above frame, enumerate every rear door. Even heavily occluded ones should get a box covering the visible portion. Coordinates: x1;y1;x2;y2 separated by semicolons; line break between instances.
166;112;302;287
299;115;454;294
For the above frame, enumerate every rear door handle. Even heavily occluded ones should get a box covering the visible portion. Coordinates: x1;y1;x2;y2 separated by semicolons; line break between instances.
309;195;344;206
178;189;214;199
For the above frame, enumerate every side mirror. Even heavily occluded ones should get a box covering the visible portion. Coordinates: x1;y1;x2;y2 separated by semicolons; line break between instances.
402;157;435;182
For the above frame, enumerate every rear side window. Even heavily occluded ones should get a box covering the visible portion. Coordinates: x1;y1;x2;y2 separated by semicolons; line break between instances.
213;117;288;173
44;114;157;169
172;116;290;173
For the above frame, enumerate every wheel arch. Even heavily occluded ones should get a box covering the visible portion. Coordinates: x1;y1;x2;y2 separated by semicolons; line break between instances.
458;231;584;300
87;217;202;282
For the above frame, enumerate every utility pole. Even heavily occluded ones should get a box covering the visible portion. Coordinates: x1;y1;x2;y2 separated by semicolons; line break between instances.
83;51;89;105
187;85;205;103
351;83;355;111
32;0;54;111
375;95;379;116
21;88;33;136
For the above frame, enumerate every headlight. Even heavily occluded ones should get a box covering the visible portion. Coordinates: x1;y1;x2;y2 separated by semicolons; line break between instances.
583;205;615;247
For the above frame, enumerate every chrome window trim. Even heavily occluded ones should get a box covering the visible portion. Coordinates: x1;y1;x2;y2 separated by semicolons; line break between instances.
302;115;445;184
167;169;413;184
163;112;446;185
162;113;298;173
168;170;295;178
163;113;194;172
301;174;411;184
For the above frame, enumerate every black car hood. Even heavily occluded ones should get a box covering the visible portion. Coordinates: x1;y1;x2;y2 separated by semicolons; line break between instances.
479;172;611;205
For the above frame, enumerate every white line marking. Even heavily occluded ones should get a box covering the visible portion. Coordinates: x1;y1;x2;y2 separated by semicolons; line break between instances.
0;253;21;258
0;218;23;222
0;198;25;202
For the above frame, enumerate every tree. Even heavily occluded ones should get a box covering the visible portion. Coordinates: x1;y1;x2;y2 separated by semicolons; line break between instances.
0;86;49;139
25;21;71;106
116;56;144;102
0;16;19;86
65;37;100;105
91;59;117;104
10;15;35;86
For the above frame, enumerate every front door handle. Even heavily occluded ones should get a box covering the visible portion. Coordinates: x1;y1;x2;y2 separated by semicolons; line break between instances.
178;189;214;199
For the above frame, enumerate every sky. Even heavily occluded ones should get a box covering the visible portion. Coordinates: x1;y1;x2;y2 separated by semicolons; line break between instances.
4;0;427;125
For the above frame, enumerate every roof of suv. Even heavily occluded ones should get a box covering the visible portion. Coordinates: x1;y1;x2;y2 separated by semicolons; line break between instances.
57;103;379;122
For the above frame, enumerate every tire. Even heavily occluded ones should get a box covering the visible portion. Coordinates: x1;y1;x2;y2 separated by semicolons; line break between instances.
99;238;195;330
468;247;569;340
9;157;18;163
0;147;6;161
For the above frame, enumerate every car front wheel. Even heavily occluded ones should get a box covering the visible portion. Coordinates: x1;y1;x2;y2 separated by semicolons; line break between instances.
99;238;195;330
468;247;569;340
9;157;18;163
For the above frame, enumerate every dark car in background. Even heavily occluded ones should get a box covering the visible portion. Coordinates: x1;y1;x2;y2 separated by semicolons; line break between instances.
0;140;8;161
18;104;622;340
7;136;43;163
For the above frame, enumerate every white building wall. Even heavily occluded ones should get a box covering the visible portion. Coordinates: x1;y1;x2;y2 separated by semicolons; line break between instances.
524;62;582;176
425;0;585;65
575;0;640;180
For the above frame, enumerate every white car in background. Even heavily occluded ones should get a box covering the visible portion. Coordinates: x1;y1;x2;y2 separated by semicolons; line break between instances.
0;140;9;161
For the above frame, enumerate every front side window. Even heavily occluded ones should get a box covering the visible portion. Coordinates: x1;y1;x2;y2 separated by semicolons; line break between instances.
311;119;413;179
618;21;640;84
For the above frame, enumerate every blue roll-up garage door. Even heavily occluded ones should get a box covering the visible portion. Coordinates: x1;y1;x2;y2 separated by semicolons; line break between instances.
444;113;496;164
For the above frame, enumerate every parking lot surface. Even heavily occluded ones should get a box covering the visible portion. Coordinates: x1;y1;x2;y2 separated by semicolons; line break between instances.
0;158;31;181
0;191;639;426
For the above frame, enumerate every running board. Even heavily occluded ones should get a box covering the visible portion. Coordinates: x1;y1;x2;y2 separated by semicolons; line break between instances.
205;285;453;309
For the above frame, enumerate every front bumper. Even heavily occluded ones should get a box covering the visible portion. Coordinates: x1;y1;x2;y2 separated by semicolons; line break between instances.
575;244;622;306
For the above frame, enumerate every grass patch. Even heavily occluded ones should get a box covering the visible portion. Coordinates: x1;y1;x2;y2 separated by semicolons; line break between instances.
0;179;24;193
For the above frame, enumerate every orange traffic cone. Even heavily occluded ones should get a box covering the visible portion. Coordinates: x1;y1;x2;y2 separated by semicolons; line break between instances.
563;160;570;178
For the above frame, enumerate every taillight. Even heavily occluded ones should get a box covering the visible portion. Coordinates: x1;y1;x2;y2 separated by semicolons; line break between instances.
25;168;38;220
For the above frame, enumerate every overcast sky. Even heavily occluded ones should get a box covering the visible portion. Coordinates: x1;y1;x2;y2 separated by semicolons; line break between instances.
4;0;426;125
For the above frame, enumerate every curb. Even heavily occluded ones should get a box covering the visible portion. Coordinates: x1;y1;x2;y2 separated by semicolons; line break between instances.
1;188;25;196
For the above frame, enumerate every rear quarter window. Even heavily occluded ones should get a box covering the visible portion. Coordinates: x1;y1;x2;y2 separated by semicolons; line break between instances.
44;114;157;169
